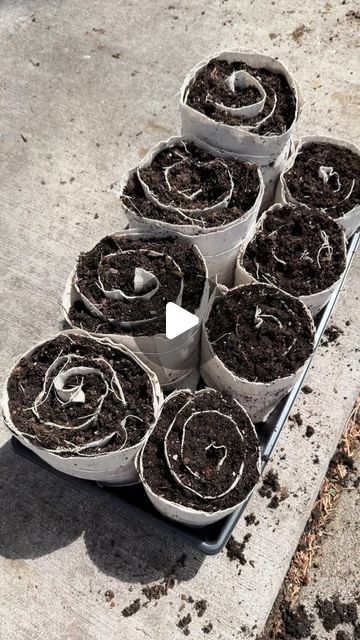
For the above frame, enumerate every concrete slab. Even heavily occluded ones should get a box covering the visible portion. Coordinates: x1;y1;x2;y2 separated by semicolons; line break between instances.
0;1;359;639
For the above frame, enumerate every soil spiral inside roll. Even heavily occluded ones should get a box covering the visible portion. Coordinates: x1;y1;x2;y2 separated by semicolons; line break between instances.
122;141;260;228
6;334;155;456
284;143;360;218
206;284;314;383
242;204;346;297
185;59;296;135
68;235;206;336
141;388;260;512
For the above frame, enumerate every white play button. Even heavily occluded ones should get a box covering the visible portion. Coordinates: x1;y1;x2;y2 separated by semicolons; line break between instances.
166;302;199;340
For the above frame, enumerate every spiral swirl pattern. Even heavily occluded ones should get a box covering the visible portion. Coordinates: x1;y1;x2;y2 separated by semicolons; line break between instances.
205;284;314;384
122;140;261;228
140;388;261;513
5;333;158;457
184;57;296;135
241;204;346;298
282;141;360;219
67;234;207;337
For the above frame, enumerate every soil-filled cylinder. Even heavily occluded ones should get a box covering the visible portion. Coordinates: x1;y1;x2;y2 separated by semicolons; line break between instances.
62;231;209;391
201;283;315;423
277;135;360;239
180;50;302;208
137;387;261;527
117;136;264;287
2;330;163;484
235;203;347;317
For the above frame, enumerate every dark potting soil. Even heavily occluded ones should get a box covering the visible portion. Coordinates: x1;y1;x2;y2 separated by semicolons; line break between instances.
242;205;346;298
268;495;280;509
178;613;192;635
305;425;315;438
258;469;281;499
185;59;296;135
290;412;303;427
322;324;344;346
282;604;314;639
316;596;358;632
331;448;356;485
122;598;141;617
284;143;360;218
122;141;260;228
141;389;260;513
194;599;207;618
142;575;175;602
226;532;251;565
104;589;115;602
245;512;257;526
302;385;313;394
206;284;314;384
7;334;154;454
68;234;206;336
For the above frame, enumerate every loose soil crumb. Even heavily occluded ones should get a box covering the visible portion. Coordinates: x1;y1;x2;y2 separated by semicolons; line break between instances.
305;426;315;438
226;533;251;567
269;495;280;509
346;9;360;19
178;613;192;635
142;571;176;603
322;324;344;346
290;412;303;427
195;599;207;618
245;512;257;526
336;630;350;640
104;589;114;602
282;603;313;637
302;386;313;395
291;24;311;43
202;622;213;634
122;555;183;617
122;598;141;617
260;472;289;508
259;470;281;498
316;596;358;632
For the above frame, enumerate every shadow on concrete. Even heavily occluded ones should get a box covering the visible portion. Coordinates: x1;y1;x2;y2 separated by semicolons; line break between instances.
0;440;204;584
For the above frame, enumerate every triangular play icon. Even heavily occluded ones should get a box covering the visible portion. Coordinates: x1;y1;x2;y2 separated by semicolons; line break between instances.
166;302;199;340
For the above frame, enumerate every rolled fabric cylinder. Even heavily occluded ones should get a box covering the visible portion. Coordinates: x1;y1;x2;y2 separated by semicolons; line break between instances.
235;203;347;316
180;50;302;207
201;283;315;423
277;135;360;239
62;231;209;391
116;136;264;287
2;330;163;484
137;387;261;527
